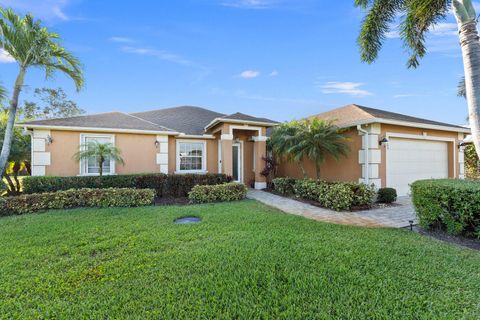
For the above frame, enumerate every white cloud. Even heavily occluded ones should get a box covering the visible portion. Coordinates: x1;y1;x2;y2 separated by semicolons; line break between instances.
239;70;260;78
109;37;134;43
269;70;279;77
393;93;416;98
0;0;75;21
221;0;273;9
319;82;372;97
121;46;194;67
0;49;15;63
386;22;457;39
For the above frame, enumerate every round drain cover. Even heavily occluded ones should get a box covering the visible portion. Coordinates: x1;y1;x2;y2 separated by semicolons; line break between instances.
175;216;201;224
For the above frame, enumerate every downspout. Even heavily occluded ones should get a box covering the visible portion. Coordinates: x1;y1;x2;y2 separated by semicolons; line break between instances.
357;125;369;185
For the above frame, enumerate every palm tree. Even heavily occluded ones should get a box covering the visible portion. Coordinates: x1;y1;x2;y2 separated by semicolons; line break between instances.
0;8;83;176
355;0;480;157
73;141;125;176
290;119;350;179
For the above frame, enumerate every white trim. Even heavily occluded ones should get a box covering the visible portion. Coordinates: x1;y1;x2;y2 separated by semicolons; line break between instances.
175;139;207;174
251;136;268;142
19;124;178;135
232;141;244;183
178;134;216;139
79;133;116;176
204;118;277;131
228;125;263;137
385;132;457;189
221;134;234;141
338;119;471;134
218;141;222;173
254;182;267;190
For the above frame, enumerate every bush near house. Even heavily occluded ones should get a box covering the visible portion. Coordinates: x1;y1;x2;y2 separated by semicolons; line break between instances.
377;187;397;203
23;173;229;197
411;179;480;237
0;188;155;216
188;183;248;204
273;178;376;211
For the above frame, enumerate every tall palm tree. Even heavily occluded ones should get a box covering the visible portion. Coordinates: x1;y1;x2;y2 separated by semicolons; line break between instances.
290;119;350;179
355;0;480;157
0;8;83;176
73;141;125;176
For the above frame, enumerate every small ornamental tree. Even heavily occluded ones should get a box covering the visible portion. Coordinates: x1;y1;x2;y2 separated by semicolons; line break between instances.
73;141;125;176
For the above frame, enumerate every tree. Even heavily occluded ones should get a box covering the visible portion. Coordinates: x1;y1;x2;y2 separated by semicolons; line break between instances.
0;8;83;177
355;0;480;157
73;141;125;176
270;119;350;179
19;87;85;120
0;111;30;195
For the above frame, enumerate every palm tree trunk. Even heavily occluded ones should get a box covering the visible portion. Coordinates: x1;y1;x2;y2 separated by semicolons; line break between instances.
299;162;307;178
0;66;26;176
315;162;321;180
454;0;480;158
98;156;104;176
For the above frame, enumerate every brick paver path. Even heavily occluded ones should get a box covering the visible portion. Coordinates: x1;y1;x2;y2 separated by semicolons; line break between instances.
247;190;417;228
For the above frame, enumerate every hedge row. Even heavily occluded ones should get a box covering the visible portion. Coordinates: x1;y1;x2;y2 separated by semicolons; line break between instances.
0;188;155;216
272;177;376;211
411;179;480;237
23;174;230;198
188;183;248;204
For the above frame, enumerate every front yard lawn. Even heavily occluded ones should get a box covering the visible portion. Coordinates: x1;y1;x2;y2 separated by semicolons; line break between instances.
1;200;479;318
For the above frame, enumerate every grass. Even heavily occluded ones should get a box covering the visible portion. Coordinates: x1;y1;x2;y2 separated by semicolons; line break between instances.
0;200;479;319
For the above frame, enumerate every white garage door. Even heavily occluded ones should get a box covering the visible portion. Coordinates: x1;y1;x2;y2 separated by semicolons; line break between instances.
387;138;449;196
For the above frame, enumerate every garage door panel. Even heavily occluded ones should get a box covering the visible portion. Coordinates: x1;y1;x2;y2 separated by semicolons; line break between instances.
388;138;449;196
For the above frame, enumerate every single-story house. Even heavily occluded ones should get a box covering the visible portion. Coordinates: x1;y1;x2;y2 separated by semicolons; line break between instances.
19;106;278;190
276;104;471;196
20;104;471;196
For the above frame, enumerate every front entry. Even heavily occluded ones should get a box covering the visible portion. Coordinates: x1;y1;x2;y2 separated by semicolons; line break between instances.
232;142;242;183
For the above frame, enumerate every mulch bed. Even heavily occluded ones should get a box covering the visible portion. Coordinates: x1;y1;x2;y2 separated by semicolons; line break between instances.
154;197;190;206
413;226;480;251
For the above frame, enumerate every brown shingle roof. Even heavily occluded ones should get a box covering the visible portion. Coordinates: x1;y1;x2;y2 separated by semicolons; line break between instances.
312;104;468;131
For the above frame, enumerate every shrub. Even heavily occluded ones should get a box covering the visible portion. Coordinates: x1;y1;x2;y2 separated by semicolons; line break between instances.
188;183;248;203
287;178;374;211
377;187;397;203
23;174;141;194
23;173;229;198
272;177;296;195
136;173;229;198
411;179;480;237
0;188;155;216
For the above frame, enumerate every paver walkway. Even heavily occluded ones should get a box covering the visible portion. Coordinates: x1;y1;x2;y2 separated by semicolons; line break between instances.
247;190;417;228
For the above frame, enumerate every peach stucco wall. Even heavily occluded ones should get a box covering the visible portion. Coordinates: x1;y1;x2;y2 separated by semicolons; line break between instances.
45;130;160;176
276;128;362;182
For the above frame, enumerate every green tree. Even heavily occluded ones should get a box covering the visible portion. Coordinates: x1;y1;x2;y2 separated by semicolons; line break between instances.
19;87;85;120
270;119;350;179
73;141;125;176
355;0;480;157
0;8;84;177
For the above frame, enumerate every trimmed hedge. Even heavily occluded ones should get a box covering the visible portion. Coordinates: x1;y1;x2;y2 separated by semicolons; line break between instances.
189;183;248;203
411;179;480;237
377;187;397;203
272;177;296;195
0;188;155;216
23;173;230;198
274;178;376;211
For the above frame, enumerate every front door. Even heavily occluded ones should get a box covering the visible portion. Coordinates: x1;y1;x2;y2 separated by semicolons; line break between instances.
232;143;242;183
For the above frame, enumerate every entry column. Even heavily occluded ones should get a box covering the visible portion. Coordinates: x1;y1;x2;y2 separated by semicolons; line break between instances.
253;136;267;189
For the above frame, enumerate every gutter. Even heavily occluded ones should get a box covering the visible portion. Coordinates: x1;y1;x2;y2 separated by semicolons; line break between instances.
357;125;369;185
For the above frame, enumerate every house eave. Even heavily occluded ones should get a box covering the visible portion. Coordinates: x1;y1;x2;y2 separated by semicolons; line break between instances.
204;118;278;131
340;118;471;134
17;124;180;135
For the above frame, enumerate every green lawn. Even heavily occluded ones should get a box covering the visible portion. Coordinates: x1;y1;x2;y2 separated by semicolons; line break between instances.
0;200;479;319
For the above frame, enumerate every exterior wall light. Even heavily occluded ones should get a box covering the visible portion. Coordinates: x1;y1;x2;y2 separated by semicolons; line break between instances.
46;135;53;145
155;140;160;147
379;137;389;146
458;142;467;149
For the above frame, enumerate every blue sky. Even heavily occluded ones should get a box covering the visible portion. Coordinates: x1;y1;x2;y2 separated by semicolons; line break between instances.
0;0;474;124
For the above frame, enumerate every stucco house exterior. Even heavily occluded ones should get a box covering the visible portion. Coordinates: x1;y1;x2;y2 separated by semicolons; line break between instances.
276;104;471;196
19;106;277;190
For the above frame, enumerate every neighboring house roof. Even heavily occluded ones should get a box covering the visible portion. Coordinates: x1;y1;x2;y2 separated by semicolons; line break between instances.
312;104;470;133
19;106;278;136
20;112;176;134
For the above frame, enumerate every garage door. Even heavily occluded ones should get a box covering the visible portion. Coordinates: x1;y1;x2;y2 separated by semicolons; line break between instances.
387;138;449;196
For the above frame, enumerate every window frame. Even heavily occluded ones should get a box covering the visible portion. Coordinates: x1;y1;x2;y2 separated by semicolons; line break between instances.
79;133;116;176
176;139;207;174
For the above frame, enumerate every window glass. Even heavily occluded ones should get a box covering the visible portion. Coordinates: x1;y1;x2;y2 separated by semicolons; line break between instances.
84;136;112;174
178;142;204;171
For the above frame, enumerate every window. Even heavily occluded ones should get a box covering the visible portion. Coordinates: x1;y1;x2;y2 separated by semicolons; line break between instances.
80;134;115;175
177;141;206;173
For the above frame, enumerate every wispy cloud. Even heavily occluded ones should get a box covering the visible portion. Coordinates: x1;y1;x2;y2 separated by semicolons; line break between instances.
221;0;274;9
0;49;15;63
0;0;77;21
269;70;279;77
393;93;417;98
386;22;457;39
121;46;195;67
239;70;260;78
109;37;134;43
318;81;372;97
